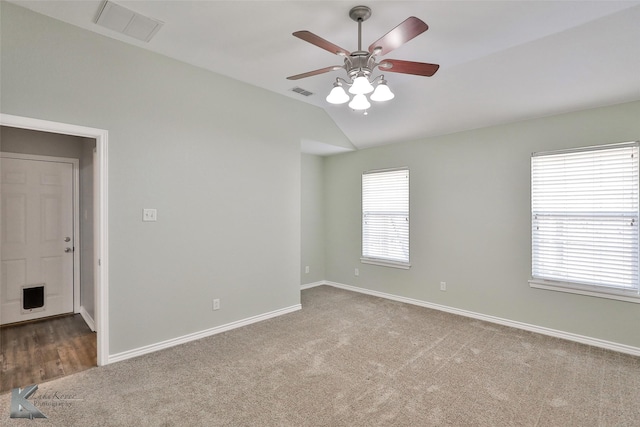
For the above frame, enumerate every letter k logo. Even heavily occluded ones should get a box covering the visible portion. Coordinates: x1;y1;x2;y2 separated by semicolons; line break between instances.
10;385;47;419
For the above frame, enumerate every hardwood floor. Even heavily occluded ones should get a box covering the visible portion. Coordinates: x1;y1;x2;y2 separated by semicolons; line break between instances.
0;314;96;393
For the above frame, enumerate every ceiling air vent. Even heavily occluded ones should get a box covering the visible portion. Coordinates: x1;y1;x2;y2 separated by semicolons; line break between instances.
95;1;163;42
291;87;314;97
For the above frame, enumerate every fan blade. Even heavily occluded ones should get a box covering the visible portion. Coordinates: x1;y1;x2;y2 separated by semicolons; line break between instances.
287;66;342;80
293;31;350;56
378;59;439;77
368;17;428;56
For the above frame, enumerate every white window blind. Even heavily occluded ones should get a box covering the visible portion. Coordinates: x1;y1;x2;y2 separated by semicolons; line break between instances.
531;142;639;295
362;168;409;268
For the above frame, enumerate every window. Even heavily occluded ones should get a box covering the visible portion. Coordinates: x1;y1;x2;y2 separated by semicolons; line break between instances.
362;168;410;269
530;142;640;302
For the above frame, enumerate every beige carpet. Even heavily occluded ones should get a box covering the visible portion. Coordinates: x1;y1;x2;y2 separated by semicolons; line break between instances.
1;285;639;426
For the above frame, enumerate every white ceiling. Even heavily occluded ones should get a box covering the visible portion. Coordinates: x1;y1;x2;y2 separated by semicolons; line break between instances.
10;1;640;154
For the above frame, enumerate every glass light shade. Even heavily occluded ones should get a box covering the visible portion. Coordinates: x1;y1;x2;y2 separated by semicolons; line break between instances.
349;75;374;95
370;82;395;102
348;93;371;110
326;85;349;104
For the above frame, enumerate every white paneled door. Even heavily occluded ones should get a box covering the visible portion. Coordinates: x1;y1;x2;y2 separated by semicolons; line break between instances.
1;156;74;325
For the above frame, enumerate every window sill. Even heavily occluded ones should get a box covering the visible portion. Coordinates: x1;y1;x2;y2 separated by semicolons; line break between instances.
529;279;640;304
361;258;411;270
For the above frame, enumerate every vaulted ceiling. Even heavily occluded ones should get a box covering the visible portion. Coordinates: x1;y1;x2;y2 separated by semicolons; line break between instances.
9;1;640;154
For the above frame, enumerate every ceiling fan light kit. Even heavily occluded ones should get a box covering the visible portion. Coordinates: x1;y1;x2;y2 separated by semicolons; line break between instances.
369;79;394;102
326;81;350;104
349;74;375;95
349;94;372;111
287;5;439;114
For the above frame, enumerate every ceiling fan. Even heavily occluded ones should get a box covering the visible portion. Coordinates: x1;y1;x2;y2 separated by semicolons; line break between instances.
287;5;439;111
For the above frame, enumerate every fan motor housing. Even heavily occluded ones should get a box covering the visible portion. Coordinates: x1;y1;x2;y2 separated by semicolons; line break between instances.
345;53;377;78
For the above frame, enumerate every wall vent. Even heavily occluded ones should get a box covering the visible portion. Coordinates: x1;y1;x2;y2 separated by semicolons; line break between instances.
291;87;314;97
95;1;163;42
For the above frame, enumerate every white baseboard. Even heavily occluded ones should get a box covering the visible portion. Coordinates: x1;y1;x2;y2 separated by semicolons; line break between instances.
308;281;640;357
79;306;96;332
301;281;325;290
108;304;301;364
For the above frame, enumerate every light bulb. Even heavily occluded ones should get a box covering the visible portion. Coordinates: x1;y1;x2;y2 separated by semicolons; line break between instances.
348;93;371;110
326;85;349;104
349;75;374;95
370;81;395;102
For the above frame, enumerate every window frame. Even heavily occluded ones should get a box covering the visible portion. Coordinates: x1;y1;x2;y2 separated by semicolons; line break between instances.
529;141;640;303
361;167;411;269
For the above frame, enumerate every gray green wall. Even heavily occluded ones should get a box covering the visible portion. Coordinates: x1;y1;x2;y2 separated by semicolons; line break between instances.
324;101;640;348
1;1;348;355
301;153;325;284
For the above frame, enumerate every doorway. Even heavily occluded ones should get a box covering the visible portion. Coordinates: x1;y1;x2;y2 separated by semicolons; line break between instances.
0;114;109;366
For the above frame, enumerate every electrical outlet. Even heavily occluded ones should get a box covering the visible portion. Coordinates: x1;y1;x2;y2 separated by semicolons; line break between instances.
440;282;447;291
305;266;310;274
213;299;220;310
142;208;157;222
355;268;360;276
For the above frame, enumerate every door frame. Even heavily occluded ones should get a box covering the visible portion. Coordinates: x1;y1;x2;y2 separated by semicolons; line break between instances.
0;153;81;320
0;113;109;366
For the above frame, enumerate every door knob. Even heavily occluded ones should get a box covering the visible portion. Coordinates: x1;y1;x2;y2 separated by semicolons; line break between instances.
64;237;71;242
65;247;73;253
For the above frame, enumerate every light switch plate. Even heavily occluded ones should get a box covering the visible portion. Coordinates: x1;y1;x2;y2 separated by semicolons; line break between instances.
142;208;157;222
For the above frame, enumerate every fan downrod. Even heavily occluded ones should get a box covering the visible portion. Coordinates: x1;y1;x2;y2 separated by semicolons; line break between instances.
349;5;371;22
